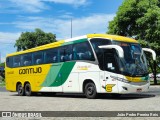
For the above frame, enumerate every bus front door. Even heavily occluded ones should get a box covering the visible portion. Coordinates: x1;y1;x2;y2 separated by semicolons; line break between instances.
104;51;119;93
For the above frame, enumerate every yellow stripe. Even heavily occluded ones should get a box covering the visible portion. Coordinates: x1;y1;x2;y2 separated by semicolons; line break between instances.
125;76;143;82
7;40;65;56
87;34;138;43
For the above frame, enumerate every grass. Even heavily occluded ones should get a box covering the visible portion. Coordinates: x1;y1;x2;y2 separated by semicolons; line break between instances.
0;81;5;87
0;75;5;87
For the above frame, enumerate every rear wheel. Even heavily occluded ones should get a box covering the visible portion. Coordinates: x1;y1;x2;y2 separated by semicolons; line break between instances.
84;82;97;99
17;84;24;96
24;83;32;96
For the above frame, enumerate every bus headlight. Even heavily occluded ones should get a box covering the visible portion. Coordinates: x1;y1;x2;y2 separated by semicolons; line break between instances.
110;76;130;83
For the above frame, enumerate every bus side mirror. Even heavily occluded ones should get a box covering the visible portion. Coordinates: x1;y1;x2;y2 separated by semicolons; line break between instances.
98;45;124;58
142;48;156;61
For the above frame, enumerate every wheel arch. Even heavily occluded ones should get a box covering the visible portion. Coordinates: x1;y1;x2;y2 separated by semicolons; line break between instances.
82;79;96;93
24;81;30;87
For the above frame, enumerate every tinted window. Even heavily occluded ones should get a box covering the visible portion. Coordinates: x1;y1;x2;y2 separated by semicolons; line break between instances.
104;51;119;73
6;57;13;68
21;53;32;66
59;45;72;62
6;41;96;68
59;47;65;62
13;56;21;67
33;51;43;65
90;38;111;54
73;42;95;61
90;38;111;70
44;48;58;63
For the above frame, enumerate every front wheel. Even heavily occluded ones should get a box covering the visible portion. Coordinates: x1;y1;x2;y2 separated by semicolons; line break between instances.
24;83;32;96
84;82;97;99
17;84;24;96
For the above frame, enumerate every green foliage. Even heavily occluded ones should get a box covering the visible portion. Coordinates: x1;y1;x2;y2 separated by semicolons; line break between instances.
150;80;160;85
15;28;57;51
0;80;5;86
138;40;160;63
0;62;5;67
107;0;160;63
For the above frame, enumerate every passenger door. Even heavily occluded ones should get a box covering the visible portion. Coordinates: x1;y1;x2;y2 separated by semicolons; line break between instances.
104;50;119;93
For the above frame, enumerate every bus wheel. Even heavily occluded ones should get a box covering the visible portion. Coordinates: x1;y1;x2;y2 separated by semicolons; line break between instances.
17;84;24;96
24;83;32;96
84;82;97;99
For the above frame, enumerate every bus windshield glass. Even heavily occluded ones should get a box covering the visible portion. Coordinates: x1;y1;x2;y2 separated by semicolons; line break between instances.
112;41;148;76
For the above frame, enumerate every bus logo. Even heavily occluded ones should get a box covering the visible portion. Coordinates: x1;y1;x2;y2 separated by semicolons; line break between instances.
19;67;42;74
106;84;115;92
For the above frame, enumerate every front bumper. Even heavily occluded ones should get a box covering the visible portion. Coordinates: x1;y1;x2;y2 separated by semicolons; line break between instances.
117;81;150;94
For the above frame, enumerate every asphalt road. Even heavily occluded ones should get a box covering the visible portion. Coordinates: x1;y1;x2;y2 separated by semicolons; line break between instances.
0;86;160;120
0;87;6;92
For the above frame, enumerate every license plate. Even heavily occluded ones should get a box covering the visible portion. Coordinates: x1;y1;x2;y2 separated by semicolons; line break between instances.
137;88;142;92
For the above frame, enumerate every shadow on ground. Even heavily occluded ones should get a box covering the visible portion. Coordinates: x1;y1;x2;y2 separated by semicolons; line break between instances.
10;92;156;100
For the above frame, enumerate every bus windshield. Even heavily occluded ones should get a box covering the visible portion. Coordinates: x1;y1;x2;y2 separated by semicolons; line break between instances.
112;41;148;76
90;38;148;77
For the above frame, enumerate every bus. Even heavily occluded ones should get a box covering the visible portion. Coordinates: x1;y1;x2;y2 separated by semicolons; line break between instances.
5;34;156;99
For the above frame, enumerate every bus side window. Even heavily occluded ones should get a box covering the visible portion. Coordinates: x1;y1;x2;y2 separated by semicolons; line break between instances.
44;48;58;63
64;45;72;61
45;50;52;63
52;49;58;63
73;42;95;61
73;47;78;60
13;56;21;67
59;46;65;62
22;53;32;66
33;51;43;65
6;57;13;68
59;45;72;62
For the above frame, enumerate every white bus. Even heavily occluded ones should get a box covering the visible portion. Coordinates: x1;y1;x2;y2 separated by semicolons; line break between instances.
6;34;156;98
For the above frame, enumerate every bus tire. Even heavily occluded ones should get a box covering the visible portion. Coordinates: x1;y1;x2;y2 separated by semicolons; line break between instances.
17;83;24;96
84;82;97;99
24;83;32;96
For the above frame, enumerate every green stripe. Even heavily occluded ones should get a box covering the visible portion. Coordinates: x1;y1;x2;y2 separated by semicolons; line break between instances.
50;62;76;86
41;63;63;87
141;75;149;81
41;62;76;87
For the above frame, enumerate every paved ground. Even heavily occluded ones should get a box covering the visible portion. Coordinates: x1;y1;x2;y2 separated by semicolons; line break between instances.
0;86;160;120
0;87;6;92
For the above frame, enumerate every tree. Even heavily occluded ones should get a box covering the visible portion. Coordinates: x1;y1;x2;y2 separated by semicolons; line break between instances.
107;0;160;63
15;28;56;51
0;62;5;67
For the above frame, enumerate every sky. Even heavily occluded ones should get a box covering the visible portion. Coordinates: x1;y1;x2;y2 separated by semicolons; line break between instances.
0;0;123;62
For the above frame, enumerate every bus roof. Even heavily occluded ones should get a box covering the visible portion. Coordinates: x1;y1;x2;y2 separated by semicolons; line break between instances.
7;34;138;56
87;34;138;43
